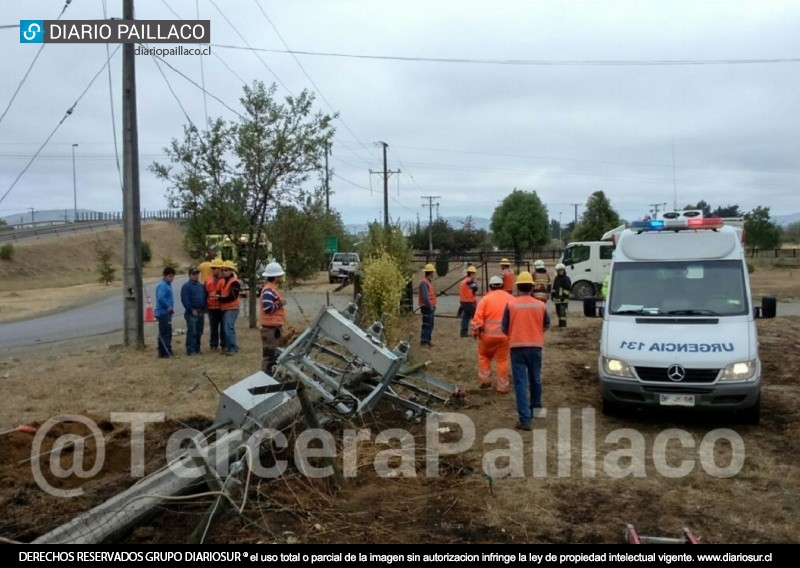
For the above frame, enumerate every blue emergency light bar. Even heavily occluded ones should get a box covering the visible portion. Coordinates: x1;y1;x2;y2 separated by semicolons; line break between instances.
630;217;724;231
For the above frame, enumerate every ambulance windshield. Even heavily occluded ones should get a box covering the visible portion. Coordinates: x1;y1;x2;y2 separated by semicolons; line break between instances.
608;260;748;317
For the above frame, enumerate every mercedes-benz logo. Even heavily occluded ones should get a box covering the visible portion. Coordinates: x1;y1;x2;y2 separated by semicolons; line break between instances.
667;364;686;382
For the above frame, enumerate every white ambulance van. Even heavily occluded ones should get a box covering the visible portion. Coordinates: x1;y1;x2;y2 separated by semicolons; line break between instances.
583;215;776;423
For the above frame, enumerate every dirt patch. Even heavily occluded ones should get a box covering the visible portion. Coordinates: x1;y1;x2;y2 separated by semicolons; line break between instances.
1;308;798;544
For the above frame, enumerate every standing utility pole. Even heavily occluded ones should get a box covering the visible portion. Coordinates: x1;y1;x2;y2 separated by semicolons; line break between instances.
570;203;581;226
71;143;78;222
122;0;144;348
421;196;440;255
324;142;330;213
369;141;400;231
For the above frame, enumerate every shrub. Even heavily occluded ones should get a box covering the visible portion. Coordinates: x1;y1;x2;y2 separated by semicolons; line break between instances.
141;241;152;265
360;251;408;343
161;256;179;272
0;243;13;260
96;246;116;285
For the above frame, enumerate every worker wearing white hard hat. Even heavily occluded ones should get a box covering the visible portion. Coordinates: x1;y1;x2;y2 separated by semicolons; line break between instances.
260;262;286;373
471;274;513;393
551;263;572;327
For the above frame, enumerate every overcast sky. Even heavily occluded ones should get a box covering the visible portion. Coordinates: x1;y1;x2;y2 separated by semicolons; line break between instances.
1;0;798;228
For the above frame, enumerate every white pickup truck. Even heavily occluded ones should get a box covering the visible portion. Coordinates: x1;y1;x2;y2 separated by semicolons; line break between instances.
328;252;360;283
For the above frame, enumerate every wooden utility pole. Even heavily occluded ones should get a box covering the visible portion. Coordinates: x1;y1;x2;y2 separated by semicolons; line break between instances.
122;0;144;348
369;141;399;231
324;142;330;213
421;196;440;255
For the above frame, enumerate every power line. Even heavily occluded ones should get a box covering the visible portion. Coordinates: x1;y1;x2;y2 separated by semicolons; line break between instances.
150;54;244;119
0;0;76;127
207;0;289;92
0;46;121;207
209;44;800;66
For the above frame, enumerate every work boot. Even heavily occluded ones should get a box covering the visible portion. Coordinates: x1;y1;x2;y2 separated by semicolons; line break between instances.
559;320;567;327
460;330;469;338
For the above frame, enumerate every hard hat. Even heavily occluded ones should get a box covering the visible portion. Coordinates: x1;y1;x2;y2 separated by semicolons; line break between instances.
500;258;510;266
516;271;534;285
210;258;224;268
423;263;435;272
555;263;566;271
262;262;285;278
533;260;545;269
466;265;477;273
223;260;236;270
489;275;503;287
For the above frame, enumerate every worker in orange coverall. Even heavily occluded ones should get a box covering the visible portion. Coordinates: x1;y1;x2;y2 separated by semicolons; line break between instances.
471;275;513;393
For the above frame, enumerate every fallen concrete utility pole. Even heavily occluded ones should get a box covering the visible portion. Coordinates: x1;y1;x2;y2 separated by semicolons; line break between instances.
34;299;456;544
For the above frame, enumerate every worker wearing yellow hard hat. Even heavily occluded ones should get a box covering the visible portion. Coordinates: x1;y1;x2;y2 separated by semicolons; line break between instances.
218;260;241;355
501;270;551;431
458;265;479;338
500;258;515;294
419;263;437;346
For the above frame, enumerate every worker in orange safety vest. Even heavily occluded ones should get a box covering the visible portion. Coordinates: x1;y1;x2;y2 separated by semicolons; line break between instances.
459;265;479;338
471;275;513;393
502;271;551;430
500;258;515;294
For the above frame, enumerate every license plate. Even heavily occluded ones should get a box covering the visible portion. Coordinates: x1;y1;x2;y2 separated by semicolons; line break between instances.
659;393;695;407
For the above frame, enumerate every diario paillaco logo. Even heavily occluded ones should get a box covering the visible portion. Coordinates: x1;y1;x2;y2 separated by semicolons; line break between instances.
20;20;45;43
19;19;210;44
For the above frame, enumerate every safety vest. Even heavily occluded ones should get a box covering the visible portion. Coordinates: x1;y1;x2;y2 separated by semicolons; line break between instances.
472;289;513;337
204;275;222;309
219;276;240;310
506;295;547;349
418;277;437;308
459;276;478;303
501;268;515;294
533;270;551;302
259;283;285;328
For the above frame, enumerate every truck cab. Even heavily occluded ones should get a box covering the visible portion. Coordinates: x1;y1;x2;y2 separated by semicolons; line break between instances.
583;215;776;424
559;240;615;299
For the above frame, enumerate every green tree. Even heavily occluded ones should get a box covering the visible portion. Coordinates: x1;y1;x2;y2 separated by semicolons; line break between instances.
151;81;336;328
684;201;712;216
782;221;800;244
744;206;781;249
410;218;456;255
712;204;743;218
141;241;152;266
361;221;414;279
571;191;622;241
452;216;491;253
490;189;549;258
96;245;116;285
269;199;345;282
0;219;9;232
0;243;13;260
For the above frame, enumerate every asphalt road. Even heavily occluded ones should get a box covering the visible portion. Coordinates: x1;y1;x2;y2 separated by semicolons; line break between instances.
1;285;797;353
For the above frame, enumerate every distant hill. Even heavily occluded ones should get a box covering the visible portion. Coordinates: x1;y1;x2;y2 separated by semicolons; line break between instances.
773;212;800;227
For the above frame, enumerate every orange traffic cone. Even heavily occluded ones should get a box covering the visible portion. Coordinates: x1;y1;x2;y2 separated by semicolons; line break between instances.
144;295;155;323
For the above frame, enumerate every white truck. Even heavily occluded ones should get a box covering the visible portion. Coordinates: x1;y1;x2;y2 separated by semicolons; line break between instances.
583;215;776;423
559;239;616;299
